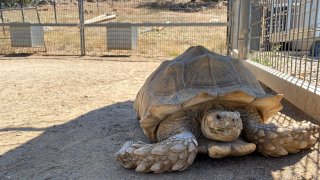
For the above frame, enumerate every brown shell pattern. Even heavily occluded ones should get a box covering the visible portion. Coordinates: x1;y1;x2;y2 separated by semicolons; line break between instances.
134;46;283;141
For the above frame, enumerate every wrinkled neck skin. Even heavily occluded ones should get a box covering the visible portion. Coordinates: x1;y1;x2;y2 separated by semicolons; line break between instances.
156;108;202;142
156;101;261;142
236;106;262;123
235;106;266;136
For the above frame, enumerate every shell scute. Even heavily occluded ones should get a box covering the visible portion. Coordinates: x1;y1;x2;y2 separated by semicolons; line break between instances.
135;46;283;141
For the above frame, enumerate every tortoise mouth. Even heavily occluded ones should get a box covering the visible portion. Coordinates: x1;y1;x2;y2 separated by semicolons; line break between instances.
212;123;243;132
209;127;242;141
213;127;233;132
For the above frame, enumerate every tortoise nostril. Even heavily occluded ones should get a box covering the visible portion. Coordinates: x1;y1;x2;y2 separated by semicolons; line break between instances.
216;114;221;120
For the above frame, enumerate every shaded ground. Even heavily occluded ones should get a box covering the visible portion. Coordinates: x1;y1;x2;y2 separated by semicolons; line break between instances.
137;1;225;12
0;56;319;180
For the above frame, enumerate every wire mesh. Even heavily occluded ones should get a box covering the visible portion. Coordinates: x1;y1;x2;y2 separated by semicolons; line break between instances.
0;25;80;55
250;0;320;91
0;0;228;57
82;0;227;23
43;26;81;55
0;0;79;23
85;25;227;57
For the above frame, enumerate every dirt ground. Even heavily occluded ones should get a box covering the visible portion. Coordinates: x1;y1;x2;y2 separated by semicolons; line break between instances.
0;55;319;180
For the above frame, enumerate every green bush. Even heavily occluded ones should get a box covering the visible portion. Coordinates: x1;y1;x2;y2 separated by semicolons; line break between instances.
1;0;33;7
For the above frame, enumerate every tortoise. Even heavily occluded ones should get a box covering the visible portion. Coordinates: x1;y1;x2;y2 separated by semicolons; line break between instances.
115;46;319;173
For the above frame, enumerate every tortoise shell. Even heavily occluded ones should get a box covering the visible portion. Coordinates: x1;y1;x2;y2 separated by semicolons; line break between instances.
135;46;283;141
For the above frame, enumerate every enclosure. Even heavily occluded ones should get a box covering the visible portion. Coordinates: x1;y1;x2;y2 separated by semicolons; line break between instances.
0;55;319;179
0;0;320;179
1;0;319;92
246;0;320;121
0;0;228;57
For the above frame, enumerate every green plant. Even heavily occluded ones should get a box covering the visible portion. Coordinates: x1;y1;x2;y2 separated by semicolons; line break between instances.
271;43;281;54
167;51;180;57
251;55;272;67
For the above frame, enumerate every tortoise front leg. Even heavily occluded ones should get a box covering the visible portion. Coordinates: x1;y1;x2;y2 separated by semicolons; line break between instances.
240;108;319;157
198;137;256;158
115;132;198;173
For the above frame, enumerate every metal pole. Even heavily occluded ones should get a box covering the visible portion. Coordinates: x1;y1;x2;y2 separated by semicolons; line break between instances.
0;2;4;23
290;0;298;75
313;0;320;90
303;0;314;81
245;0;251;60
239;0;251;60
298;0;308;78
20;0;25;22
0;2;5;35
236;0;241;51
294;0;303;76
286;0;294;73
79;0;85;56
229;0;240;58
270;0;278;69
35;6;41;23
226;0;231;56
96;0;99;14
53;0;57;23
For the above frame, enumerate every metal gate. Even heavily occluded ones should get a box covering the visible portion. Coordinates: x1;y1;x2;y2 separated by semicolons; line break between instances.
0;0;230;57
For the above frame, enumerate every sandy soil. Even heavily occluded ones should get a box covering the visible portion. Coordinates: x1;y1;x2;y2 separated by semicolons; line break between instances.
0;55;319;180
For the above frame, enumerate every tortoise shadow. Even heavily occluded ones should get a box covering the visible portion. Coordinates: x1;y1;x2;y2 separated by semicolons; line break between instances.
0;100;318;179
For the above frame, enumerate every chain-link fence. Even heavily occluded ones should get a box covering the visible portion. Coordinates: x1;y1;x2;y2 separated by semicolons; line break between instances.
0;0;229;57
249;0;320;91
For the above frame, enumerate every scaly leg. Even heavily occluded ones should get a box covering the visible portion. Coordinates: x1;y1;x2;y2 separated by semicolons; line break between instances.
242;112;319;157
115;132;198;173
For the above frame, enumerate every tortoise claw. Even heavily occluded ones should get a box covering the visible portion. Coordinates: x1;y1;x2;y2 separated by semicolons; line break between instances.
115;132;198;173
244;119;320;157
202;137;256;158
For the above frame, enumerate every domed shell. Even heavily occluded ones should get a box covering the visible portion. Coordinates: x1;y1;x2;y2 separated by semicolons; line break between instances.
135;46;283;141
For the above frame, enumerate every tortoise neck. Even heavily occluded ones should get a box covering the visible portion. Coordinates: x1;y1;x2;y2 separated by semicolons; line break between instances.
156;109;201;142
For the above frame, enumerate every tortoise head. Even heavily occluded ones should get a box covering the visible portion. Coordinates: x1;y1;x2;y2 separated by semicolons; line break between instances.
201;110;242;141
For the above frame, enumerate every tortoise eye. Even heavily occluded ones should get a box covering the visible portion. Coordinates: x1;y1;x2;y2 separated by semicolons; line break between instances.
216;114;221;120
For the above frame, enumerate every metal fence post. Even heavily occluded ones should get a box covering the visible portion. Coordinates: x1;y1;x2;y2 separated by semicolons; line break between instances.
0;2;4;23
53;0;58;23
0;2;4;35
78;0;86;56
238;0;251;60
229;0;240;58
20;0;25;22
250;2;262;51
226;0;232;56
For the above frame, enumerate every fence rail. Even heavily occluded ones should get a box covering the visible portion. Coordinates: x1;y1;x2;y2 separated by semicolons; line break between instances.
1;0;319;92
0;0;229;57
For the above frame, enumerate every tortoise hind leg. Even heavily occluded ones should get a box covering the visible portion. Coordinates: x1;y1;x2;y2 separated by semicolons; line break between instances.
242;114;319;157
114;132;198;173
